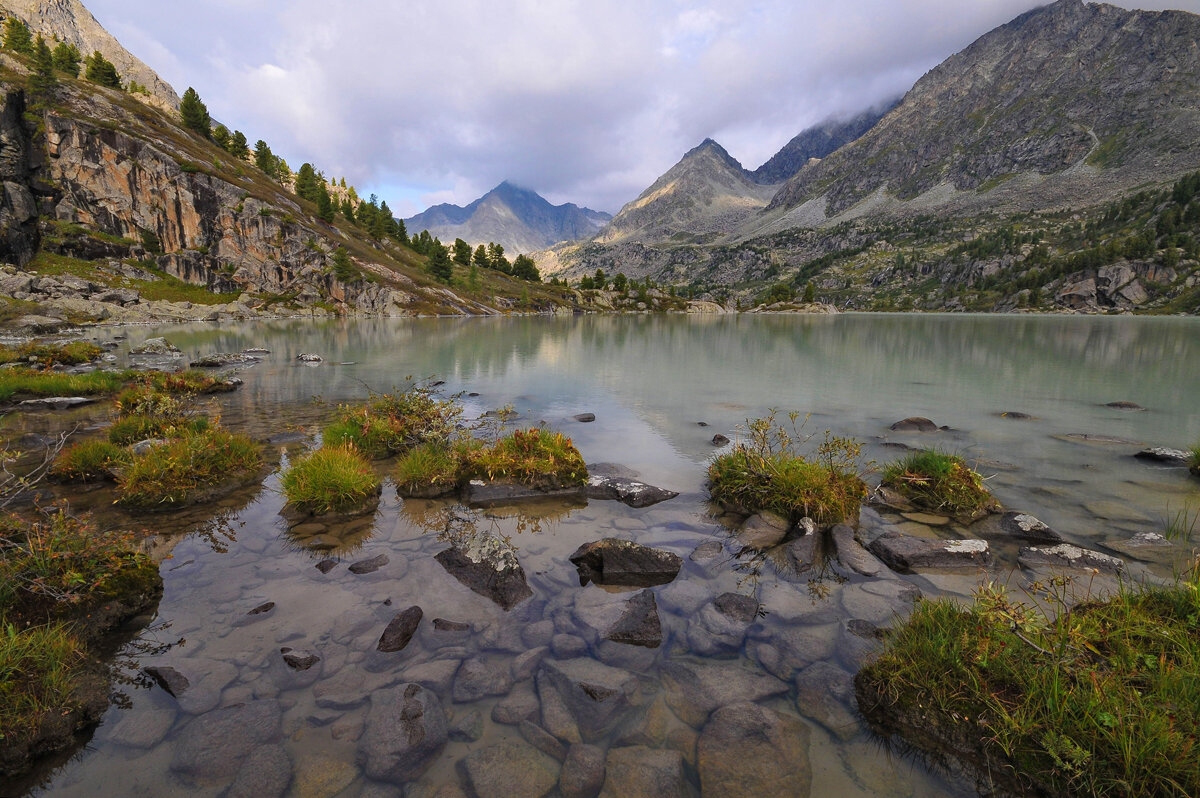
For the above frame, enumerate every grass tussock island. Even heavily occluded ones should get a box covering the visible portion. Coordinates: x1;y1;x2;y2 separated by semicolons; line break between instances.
857;569;1200;798
879;449;1000;521
706;412;868;525
0;511;160;770
282;384;588;512
1189;442;1200;476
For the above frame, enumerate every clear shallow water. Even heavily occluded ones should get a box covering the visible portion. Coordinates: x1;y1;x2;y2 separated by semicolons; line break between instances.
21;313;1200;797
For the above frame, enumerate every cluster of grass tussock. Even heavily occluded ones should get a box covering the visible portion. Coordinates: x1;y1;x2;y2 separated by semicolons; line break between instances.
0;621;87;744
116;426;260;508
49;440;130;482
394;442;463;496
1189;442;1199;477
462;427;588;490
0;368;130;402
280;444;380;513
323;386;461;458
707;412;867;524
859;572;1200;798
880;449;998;520
0;341;104;367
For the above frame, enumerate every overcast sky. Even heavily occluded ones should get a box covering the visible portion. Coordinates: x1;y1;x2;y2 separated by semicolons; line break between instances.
85;0;1200;216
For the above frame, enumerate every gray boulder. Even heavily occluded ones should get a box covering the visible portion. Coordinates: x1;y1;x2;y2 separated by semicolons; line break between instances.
1018;543;1125;573
867;532;991;571
435;532;532;610
459;741;560;798
560;743;606;798
539;658;643;741
661;659;788;726
598;746;687;798
584;475;678;508
697;702;811;798
170;700;282;782
358;684;447;784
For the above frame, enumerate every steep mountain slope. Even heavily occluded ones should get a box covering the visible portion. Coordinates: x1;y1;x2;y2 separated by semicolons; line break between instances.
593;139;776;246
750;102;894;185
404;181;610;254
0;0;179;109
0;56;577;325
766;0;1200;221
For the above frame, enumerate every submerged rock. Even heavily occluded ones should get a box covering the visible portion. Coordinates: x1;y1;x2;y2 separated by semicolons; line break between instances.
830;524;887;577
348;553;390;575
568;538;682;587
377;606;423;653
358;684;447;784
539;658;643;741
435;532;533;610
697;702;812;798
1104;400;1144;410
583;475;678;508
143;665;190;698
170;700;283;782
867;532;991;572
459;741;560;798
280;648;320;671
996;512;1063;543
889;417;939;432
599;746;687;798
604;589;662;649
737;512;790;550
560;743;606;798
661;659;788;727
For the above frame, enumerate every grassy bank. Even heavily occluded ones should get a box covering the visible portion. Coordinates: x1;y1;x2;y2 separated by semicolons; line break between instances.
857;571;1200;797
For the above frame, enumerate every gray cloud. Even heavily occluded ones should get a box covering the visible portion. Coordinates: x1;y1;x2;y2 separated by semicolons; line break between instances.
88;0;1200;214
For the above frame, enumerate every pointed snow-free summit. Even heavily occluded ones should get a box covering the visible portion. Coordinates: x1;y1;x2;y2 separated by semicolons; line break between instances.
403;181;610;255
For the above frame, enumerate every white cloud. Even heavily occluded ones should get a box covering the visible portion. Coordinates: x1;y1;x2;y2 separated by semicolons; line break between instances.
85;0;1200;213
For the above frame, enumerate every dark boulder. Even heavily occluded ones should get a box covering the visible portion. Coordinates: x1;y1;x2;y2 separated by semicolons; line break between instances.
377;606;423;653
358;684;447;784
583;475;678;508
435;532;533;610
569;538;682;588
867;532;991;572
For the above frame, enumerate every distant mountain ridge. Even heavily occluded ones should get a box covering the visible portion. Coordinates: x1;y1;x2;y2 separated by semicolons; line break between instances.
404;181;610;254
749;101;896;185
0;0;180;109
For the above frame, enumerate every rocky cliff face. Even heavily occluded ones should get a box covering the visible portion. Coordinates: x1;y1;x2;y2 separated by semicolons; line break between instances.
593;139;776;246
0;0;180;110
0;76;510;324
405;181;610;255
768;0;1200;218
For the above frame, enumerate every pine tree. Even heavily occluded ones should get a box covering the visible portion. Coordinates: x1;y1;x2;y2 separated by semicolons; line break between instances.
593;268;607;290
3;17;32;54
512;254;541;282
179;87;210;138
453;238;472;267
429;247;453;284
395;217;408;245
340;197;355;222
212;124;232;151
473;244;489;269
803;281;816;303
331;247;357;282
30;36;57;101
316;185;334;223
51;42;81;76
377;200;397;239
254;140;276;177
84;51;121;89
228;130;249;159
294;163;319;202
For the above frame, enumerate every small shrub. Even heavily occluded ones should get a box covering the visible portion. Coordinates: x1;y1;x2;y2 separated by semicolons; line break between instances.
50;440;129;482
707;412;867;524
114;384;185;417
280;444;380;513
462;427;587;490
880;449;998;520
394;442;462;496
116;427;260;507
323;387;461;459
1190;443;1199;477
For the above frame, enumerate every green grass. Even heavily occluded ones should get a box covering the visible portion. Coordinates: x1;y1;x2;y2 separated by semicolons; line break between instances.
50;440;130;482
858;574;1200;797
280;444;380;513
0;621;86;744
116;426;260;508
461;427;588;490
708;446;865;524
394;442;463;496
880;449;998;520
0;341;104;367
1189;443;1199;477
322;386;461;459
0;368;131;402
107;414;208;445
